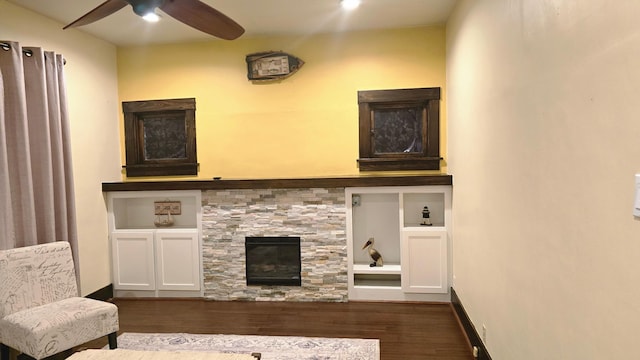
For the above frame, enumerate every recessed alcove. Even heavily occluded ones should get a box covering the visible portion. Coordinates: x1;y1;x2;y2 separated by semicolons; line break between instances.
103;175;452;302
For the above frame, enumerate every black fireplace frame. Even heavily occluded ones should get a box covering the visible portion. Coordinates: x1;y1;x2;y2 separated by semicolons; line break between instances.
245;236;302;286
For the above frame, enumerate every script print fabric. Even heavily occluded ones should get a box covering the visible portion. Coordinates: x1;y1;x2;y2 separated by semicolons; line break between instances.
0;241;78;317
69;349;257;360
1;297;119;359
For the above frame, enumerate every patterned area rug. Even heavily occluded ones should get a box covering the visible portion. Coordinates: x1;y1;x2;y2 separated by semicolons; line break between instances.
111;332;380;360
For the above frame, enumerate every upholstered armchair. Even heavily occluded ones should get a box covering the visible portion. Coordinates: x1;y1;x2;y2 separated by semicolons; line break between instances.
0;241;119;360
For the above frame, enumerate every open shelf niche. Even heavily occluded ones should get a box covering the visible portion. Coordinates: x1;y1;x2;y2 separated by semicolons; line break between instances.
111;191;199;230
346;185;451;302
350;192;401;287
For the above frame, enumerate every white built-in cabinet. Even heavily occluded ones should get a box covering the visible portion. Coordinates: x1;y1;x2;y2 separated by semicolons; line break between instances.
107;190;202;298
346;186;451;302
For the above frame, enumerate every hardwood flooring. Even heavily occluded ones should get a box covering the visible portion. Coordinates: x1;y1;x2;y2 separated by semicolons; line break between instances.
74;299;472;360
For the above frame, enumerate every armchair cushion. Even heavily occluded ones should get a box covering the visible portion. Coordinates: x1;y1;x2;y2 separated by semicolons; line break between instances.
0;297;118;359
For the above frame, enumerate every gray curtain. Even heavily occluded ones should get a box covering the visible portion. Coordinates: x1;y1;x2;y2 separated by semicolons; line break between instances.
0;41;79;272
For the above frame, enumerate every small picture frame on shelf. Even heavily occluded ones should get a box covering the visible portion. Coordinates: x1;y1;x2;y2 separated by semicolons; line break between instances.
154;201;181;215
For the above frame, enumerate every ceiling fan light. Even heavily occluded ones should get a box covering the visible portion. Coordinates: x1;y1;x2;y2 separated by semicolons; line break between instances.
341;0;361;10
130;0;162;19
142;12;160;22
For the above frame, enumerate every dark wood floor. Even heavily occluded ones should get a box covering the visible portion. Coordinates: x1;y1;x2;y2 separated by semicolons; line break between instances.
73;299;472;360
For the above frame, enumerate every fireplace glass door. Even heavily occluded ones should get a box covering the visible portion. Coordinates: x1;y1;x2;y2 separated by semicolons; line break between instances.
245;237;301;286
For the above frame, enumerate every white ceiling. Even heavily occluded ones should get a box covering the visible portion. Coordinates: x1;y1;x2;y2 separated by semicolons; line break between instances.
8;0;458;46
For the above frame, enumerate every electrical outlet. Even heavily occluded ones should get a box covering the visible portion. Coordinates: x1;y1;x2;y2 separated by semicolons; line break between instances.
482;324;487;343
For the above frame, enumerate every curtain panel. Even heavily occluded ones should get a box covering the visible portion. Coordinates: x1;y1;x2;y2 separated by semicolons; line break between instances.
0;41;78;272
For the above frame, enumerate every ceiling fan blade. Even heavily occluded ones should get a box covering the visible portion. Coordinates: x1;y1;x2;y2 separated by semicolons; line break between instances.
63;0;129;29
159;0;245;40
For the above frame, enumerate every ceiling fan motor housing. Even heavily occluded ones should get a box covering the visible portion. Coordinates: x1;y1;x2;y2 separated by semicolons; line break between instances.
127;0;166;17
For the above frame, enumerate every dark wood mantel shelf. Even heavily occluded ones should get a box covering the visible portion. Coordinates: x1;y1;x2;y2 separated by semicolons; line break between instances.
102;174;452;192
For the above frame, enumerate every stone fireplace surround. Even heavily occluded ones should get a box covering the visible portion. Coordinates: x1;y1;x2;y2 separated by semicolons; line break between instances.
202;187;347;301
102;175;453;302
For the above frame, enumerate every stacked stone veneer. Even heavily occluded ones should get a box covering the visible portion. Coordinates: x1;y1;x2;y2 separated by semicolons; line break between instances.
201;188;348;301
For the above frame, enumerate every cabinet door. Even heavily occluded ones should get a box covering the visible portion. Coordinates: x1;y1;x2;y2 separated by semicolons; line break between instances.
401;230;447;293
112;231;156;290
155;230;200;291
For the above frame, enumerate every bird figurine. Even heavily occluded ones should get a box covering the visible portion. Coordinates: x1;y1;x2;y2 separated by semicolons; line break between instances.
362;237;383;267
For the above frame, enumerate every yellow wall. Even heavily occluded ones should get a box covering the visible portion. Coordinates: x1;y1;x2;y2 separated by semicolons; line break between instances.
117;26;447;180
3;0;446;296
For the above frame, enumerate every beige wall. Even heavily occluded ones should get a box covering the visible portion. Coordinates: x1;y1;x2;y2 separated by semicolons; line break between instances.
116;26;447;180
447;1;640;358
0;0;121;295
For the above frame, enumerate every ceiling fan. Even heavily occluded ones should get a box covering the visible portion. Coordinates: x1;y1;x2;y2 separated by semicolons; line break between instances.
63;0;245;40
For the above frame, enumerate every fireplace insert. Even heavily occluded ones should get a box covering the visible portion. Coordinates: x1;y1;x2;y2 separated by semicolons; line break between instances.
245;236;301;286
